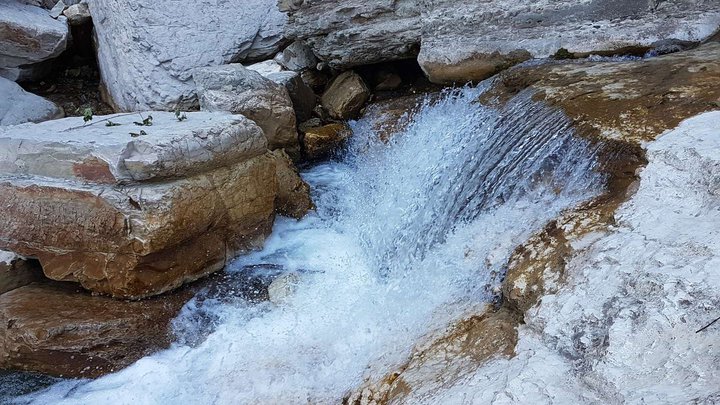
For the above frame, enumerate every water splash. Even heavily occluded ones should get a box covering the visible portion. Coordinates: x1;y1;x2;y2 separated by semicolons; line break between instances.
16;85;604;404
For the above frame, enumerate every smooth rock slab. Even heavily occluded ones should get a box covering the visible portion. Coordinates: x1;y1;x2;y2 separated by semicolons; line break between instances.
0;111;266;183
0;76;62;126
88;0;286;111
0;1;68;68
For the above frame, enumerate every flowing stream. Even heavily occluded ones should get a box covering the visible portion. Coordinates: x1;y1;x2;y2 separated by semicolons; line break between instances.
15;84;604;404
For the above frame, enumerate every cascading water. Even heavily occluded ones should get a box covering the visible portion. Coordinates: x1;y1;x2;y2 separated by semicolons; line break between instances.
15;84;604;404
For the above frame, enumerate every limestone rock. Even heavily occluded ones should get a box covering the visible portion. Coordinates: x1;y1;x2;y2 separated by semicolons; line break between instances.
271;149;313;219
246;59;284;76
194;64;299;154
274;41;318;71
0;252;44;295
264;70;316;123
0;1;68;68
0;77;62;126
0;281;194;377
321;71;370;119
301;123;351;160
48;0;65;18
87;0;286;111
0;112;278;298
62;2;90;25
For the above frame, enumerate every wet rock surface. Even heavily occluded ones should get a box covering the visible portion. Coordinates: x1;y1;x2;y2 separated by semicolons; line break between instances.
301;123;352;161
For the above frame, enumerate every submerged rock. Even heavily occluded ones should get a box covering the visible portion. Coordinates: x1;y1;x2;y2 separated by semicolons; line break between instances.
267;271;300;305
87;0;286;111
0;77;63;125
0;112;279;298
321;71;370;119
194;64;299;155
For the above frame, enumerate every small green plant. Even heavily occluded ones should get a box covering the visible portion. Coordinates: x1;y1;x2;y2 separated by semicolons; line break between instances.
134;114;153;126
105;120;121;127
82;108;93;123
175;109;188;122
129;130;148;137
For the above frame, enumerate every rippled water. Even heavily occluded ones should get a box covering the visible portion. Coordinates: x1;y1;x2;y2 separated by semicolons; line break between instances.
15;85;604;404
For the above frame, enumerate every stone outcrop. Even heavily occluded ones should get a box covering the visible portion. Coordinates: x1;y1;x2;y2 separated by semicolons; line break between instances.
347;42;720;404
0;2;68;70
0;280;195;377
194;64;299;155
87;0;287;111
0;112;294;298
321;71;370;119
0;77;63;125
271;149;313;219
284;0;720;83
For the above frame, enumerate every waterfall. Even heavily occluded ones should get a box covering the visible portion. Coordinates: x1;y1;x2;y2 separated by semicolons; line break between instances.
16;85;604;404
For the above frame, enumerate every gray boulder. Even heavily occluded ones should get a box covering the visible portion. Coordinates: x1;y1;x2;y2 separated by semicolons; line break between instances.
0;77;62;126
0;1;68;68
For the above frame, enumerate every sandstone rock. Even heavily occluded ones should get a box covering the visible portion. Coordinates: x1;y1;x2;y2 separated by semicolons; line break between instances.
271;149;313;219
274;41;318;71
194;64;299;155
321;71;370;119
0;112;279;298
0;281;194;377
0;77;63;126
0;1;68;68
264;70;316;123
87;0;286;111
62;2;90;25
0;252;44;295
301;123;351;160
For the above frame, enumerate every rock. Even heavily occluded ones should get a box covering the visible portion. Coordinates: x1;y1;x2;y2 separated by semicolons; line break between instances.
246;59;284;76
62;3;90;25
301;123;351;160
48;0;65;18
267;272;300;304
87;0;287;111
194;64;299;155
0;112;279;298
274;41;318;71
284;0;422;68
0;252;44;295
271;149;313;219
285;1;720;83
0;76;63;125
300;69;330;91
0;281;194;377
374;71;402;91
321;71;370;119
264;70;316;123
0;2;68;68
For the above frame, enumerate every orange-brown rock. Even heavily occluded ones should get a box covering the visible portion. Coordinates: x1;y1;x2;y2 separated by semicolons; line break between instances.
0;281;194;378
0;253;44;295
0;112;298;299
301;123;352;160
271;149;314;219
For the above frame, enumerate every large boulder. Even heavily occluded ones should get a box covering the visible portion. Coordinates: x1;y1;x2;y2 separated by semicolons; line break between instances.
87;0;287;111
0;2;68;69
194;64;299;155
0;77;63;125
284;0;720;83
0;112;280;298
264;70;316;123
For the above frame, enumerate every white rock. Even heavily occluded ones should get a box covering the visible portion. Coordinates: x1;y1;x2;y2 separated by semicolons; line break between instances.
0;111;267;182
48;0;65;18
0;77;62;126
194;64;299;154
0;1;69;68
268;272;300;305
88;0;287;111
62;3;90;25
420;111;720;404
